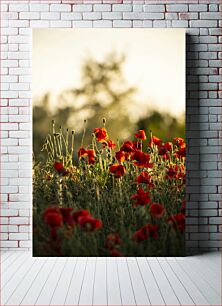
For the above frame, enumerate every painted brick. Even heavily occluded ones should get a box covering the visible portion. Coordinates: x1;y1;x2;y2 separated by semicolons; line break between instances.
72;20;93;27
94;4;111;12
30;20;50;28
41;12;60;20
166;5;188;12
200;36;217;44
29;4;49;12
133;5;143;12
189;4;207;12
9;233;29;240
209;60;221;67
209;28;221;35
143;5;165;12
50;21;72;27
133;20;143;27
50;4;71;12
19;12;40;20
102;12;122;19
83;12;101;20
179;12;198;20
112;4;132;12
190;20;218;28
172;20;188;28
0;241;18;248
165;13;178;20
113;20;132;27
142;20;152;28
199;28;209;36
9;4;29;12
200;12;221;20
93;20;112;27
9;20;29;28
61;12;82;20
124;12;164;19
210;217;222;225
73;4;93;12
19;226;30;233
19;241;31;248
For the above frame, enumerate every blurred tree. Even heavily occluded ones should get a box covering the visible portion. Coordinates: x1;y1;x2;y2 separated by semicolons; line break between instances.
33;52;138;159
33;52;185;160
33;93;51;160
62;52;137;143
137;110;185;143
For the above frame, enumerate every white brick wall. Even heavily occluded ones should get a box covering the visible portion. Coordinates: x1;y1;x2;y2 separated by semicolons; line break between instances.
0;0;221;253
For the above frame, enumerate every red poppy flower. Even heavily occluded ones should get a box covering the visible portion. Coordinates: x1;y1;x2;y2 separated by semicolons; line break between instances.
135;130;146;140
78;147;87;158
115;151;126;163
166;166;177;179
87;149;95;164
54;162;64;173
174;147;186;159
120;141;135;153
132;141;142;151
173;137;185;147
43;207;59;219
136;172;154;188
158;147;167;155
59;208;74;227
149;136;162;147
150;203;165;218
164;142;173;151
110;249;122;257
103;140;116;149
158;147;169;160
166;164;185;181
132;224;159;242
73;209;91;224
131;187;151;206
78;215;102;232
132;150;153;168
44;212;63;228
109;164;126;178
105;233;121;250
167;213;185;233
94;127;108;142
78;147;96;164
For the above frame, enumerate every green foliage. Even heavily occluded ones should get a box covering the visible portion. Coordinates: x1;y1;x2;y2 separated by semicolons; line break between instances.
137;110;185;143
33;124;185;257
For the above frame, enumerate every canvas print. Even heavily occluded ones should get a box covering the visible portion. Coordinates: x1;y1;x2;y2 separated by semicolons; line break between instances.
33;29;186;257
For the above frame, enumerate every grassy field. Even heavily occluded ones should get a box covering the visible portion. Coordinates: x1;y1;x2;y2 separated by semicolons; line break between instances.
33;121;186;257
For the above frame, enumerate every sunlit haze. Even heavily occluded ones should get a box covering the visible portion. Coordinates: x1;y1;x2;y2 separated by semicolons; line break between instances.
33;29;185;117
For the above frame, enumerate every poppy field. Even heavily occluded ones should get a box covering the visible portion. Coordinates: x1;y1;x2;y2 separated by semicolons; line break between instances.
33;120;186;257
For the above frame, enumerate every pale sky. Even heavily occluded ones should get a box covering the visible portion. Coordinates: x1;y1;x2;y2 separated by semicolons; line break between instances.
33;29;185;117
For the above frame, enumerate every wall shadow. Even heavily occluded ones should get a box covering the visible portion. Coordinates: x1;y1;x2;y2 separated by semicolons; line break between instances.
186;33;202;256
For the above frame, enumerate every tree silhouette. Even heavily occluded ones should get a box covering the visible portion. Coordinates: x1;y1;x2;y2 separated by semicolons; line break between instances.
33;52;185;160
62;52;137;142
